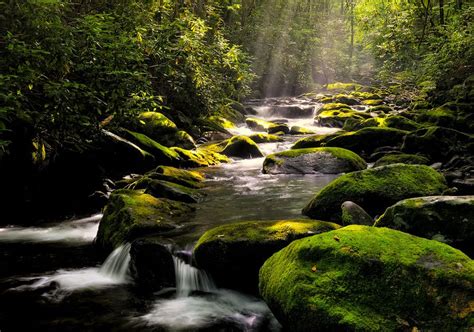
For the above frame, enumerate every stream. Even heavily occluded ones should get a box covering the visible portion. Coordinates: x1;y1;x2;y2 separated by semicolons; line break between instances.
0;97;340;331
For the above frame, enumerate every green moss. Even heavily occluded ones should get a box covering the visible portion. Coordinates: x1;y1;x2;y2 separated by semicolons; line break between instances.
369;105;393;113
320;103;352;112
155;165;204;183
326;82;363;92
375;196;474;256
315;109;370;128
302;164;448;222
96;189;194;252
221;135;263;158
194;219;340;292
145;179;204;203
247;133;284;143
138;111;177;135
208;115;235;129
362;99;384;106
291;132;343;149
325;127;409;157
171;146;229;167
373;153;430;167
124;130;181;165
289;126;315;135
259;225;474;331
245;117;275;131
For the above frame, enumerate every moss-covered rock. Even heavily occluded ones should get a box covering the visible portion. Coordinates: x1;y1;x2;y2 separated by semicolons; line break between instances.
124;130;182;166
259;226;474;332
96;189;194;252
291;132;342;149
315;109;370;128
375;196;474;256
171;147;229;167
325;127;409;157
350;91;382;100
247;133;284;143
267;105;315;118
343;115;419;133
414;103;473;132
302;164;448;222
289;126;315;135
194;219;340;292
245;117;274;132
319;102;352;112
263;147;366;174
369;105;393;113
267;123;290;135
402;126;474;162
138;111;178;137
373;153;430;167
220;135;263;159
325;82;363;92
341;201;373;226
152;166;204;188
362;99;384;106
144;180;204;203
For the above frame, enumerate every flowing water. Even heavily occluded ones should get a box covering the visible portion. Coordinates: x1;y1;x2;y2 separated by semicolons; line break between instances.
0;97;340;331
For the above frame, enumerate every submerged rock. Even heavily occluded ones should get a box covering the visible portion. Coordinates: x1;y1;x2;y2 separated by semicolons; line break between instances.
259;226;474;331
221;135;263;159
373;153;431;167
302;164;448;222
263;147;367;174
325;127;409;157
375;195;474;256
194;219;340;293
96;189;194;252
341;201;373;226
130;237;175;291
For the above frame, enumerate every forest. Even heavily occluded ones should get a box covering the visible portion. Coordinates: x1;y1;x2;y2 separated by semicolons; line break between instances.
0;0;473;330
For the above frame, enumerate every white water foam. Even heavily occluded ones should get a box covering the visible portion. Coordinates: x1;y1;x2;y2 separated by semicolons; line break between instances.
173;256;216;298
0;213;102;243
11;243;131;300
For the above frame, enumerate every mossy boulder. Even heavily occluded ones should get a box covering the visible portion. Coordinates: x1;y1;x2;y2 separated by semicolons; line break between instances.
325;127;409;157
302;164;448;222
341;201;373;226
315;109;370;128
414;104;473;132
263;147;366;175
289;126;315;135
124;130;182;166
247;133;284;143
291;132;342;149
375;196;474;256
402;126;474;162
350;91;382;100
369;105;393;113
373;153;430;167
267;123;290;135
259;225;474;331
130;237;175;291
362;99;384;106
318;102;352;112
96;189;194;252
220;135;263;159
325;82;363;92
194;219;340;293
171;147;229;167
245;117;274;132
344;115;420;132
144;180;204;203
138;111;178;137
328;94;360;105
152;166;204;188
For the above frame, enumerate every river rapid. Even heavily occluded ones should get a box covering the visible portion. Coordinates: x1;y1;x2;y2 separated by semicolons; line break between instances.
0;97;340;331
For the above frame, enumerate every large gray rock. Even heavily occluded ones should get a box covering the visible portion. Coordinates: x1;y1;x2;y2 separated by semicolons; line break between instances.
263;147;367;174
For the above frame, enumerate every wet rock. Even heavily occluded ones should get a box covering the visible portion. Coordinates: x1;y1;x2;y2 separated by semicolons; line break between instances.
302;164;448;222
221;136;263;159
267;106;315;118
315;109;371;128
453;178;474;195
291;132;343;149
245;117;274;132
137;111;178;136
263;147;367;174
124;130;182;166
150;166;205;189
194;219;340;293
402;126;474;162
289;126;316;135
341;201;373;226
267;123;290;135
375;196;474;256
260;226;474;331
130;237;175;291
96;189;195;252
145;180;204;203
171;147;229;167
362;99;384;106
326;127;409;158
247;133;284;143
321;94;360;105
373;153;430;167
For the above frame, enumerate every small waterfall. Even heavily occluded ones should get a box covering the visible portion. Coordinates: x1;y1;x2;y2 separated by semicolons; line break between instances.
173;256;216;297
99;243;131;282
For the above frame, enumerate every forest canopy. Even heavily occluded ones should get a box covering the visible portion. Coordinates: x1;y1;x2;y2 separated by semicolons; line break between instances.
0;0;472;156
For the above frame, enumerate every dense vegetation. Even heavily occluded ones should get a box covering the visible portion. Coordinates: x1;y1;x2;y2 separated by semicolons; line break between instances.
0;0;472;219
